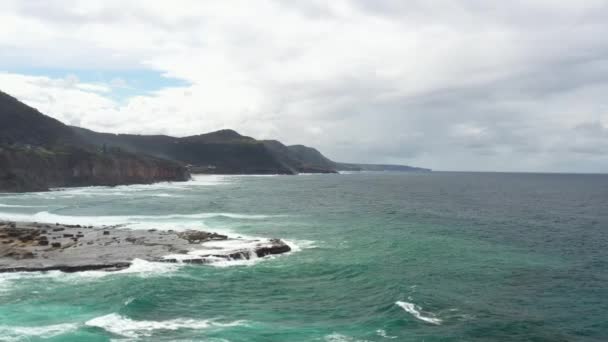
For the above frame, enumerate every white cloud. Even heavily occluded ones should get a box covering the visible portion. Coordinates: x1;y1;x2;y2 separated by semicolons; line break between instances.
1;0;607;172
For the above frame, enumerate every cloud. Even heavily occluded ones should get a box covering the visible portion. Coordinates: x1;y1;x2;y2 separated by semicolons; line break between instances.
0;0;607;172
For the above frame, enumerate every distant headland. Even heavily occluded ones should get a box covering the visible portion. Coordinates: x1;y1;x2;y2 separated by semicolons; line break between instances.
0;90;430;192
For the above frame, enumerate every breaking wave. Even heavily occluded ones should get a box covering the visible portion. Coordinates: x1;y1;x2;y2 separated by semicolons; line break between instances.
0;210;282;231
0;323;78;341
85;313;246;338
395;301;442;325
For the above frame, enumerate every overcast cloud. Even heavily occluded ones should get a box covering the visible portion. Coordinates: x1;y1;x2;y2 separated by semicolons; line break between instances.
1;0;607;172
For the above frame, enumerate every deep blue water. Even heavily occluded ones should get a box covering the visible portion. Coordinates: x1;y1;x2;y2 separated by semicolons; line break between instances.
0;172;607;341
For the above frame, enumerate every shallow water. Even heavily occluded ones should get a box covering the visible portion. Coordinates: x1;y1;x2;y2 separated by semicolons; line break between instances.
0;172;607;341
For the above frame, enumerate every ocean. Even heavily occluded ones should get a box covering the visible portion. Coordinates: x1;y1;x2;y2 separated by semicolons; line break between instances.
0;172;606;341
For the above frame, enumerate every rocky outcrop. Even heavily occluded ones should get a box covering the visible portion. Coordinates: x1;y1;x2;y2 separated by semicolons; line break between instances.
0;221;291;273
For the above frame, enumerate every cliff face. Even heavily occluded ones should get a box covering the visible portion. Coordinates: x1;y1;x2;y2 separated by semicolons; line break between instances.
0;145;190;192
0;90;190;193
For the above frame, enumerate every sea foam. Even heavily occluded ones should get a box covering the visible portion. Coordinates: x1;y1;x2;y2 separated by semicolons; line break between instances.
324;333;369;342
0;210;279;233
85;313;246;338
0;323;78;341
0;259;180;293
395;301;442;325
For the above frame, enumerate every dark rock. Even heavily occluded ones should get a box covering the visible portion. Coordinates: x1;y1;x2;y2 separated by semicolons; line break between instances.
38;240;49;246
0;262;132;273
103;231;110;235
53;227;65;232
63;234;74;238
255;239;291;257
51;242;61;248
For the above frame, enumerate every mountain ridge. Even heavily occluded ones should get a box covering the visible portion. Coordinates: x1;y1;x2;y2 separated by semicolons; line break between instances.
1;90;430;192
0;91;190;192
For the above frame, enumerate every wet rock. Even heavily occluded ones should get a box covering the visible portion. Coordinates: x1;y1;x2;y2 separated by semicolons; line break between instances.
178;230;228;244
1;222;292;273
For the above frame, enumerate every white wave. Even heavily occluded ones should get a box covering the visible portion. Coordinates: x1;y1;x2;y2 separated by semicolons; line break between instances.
73;259;181;279
0;271;66;293
32;174;232;199
283;239;317;253
86;313;245;338
152;193;180;198
376;329;397;339
164;238;266;267
0;323;78;341
395;301;442;325
0;203;44;208
0;259;179;292
163;236;312;268
324;333;370;342
337;171;361;175
0;210;280;232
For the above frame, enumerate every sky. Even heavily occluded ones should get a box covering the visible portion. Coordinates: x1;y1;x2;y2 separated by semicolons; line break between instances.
1;1;607;173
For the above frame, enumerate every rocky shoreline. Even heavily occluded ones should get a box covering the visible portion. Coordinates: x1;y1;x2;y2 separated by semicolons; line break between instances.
0;221;291;273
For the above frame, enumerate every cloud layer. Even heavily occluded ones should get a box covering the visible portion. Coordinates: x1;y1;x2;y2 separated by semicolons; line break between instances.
1;0;607;172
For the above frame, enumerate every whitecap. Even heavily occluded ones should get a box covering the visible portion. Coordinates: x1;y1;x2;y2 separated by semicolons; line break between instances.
33;174;233;199
85;313;245;338
324;333;370;342
0;259;180;291
376;329;397;339
0;323;78;341
72;258;181;279
0;211;280;233
337;171;361;175
283;239;317;253
152;193;180;198
0;204;44;208
395;301;442;325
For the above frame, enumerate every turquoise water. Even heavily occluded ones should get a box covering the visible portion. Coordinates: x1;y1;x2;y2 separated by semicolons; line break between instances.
0;172;607;341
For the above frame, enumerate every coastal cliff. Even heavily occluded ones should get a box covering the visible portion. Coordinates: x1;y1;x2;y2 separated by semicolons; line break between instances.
0;90;190;192
0;145;190;192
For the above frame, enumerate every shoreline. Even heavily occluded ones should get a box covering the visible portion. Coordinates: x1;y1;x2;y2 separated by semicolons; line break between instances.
0;220;291;273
